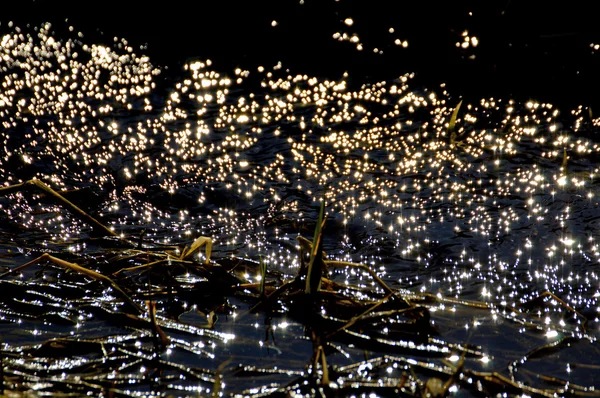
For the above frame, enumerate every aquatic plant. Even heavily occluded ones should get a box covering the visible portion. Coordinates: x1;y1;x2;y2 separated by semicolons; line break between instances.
448;99;463;146
0;179;596;396
304;198;326;296
0;20;599;396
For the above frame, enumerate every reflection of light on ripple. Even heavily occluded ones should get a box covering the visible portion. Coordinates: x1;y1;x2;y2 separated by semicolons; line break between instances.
1;22;600;319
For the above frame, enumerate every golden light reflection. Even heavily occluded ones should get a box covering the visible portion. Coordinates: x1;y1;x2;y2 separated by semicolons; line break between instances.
0;23;598;355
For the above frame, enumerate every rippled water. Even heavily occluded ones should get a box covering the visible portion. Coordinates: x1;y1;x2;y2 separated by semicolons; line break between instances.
1;20;599;396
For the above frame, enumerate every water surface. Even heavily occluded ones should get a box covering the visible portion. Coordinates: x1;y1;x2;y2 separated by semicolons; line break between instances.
0;13;599;397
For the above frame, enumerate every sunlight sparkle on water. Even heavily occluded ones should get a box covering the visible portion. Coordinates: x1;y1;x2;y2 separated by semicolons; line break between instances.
1;23;600;375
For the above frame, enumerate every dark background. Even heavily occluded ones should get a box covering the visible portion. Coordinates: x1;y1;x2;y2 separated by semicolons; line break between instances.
3;0;600;109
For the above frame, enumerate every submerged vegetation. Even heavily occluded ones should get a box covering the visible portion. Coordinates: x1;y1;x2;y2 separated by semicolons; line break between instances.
0;180;597;396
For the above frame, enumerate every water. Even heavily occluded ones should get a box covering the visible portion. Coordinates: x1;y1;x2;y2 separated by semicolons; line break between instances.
1;6;600;397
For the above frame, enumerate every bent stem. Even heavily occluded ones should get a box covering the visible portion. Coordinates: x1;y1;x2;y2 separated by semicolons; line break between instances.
180;235;212;264
0;179;116;237
326;292;395;339
0;253;143;314
146;300;170;347
324;260;411;308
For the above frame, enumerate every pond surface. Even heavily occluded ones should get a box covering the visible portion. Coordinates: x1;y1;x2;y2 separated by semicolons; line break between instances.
0;4;600;397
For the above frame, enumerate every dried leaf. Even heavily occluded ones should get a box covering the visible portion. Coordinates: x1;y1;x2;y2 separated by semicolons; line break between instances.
449;99;463;145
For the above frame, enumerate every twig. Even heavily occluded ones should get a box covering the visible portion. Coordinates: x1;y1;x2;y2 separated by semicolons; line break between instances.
0;253;143;314
0;179;116;237
326;291;395;339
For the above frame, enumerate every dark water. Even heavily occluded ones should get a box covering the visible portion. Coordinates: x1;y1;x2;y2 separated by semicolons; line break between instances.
1;2;600;396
